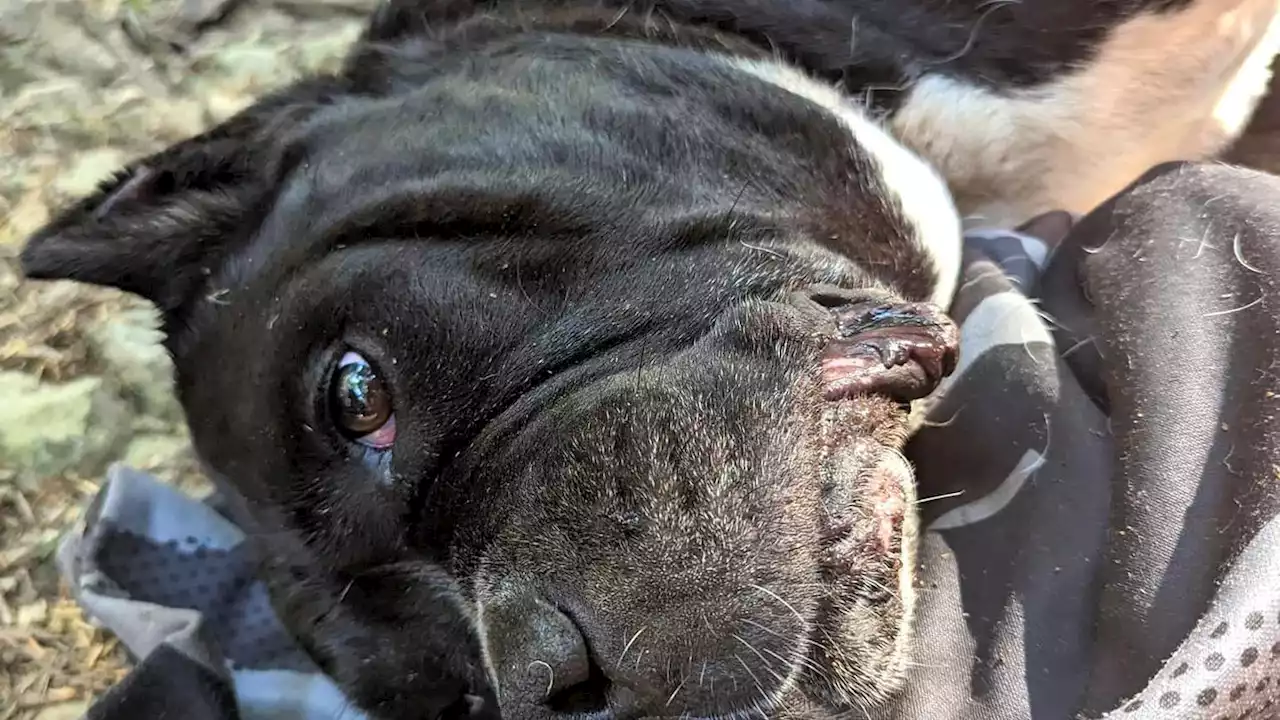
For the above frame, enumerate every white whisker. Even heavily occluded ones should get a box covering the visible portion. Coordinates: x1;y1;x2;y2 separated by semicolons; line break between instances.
732;634;786;683
527;660;555;698
915;489;965;505
734;654;768;698
618;626;647;668
748;584;807;627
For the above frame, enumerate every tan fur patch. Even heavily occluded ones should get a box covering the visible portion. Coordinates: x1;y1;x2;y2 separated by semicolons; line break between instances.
890;0;1280;228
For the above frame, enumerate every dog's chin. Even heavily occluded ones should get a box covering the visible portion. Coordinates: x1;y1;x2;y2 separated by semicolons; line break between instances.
795;398;919;713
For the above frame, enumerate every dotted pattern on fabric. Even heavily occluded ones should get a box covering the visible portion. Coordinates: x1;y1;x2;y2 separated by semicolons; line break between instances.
94;525;312;672
1108;519;1280;720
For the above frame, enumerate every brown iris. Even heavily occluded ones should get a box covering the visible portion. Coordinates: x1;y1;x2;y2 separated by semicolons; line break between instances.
331;352;393;441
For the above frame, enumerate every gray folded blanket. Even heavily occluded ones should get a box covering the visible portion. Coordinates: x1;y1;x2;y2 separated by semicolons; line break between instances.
60;161;1280;720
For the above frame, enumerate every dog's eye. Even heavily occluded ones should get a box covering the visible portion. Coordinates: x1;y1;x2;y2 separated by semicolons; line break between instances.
331;351;396;448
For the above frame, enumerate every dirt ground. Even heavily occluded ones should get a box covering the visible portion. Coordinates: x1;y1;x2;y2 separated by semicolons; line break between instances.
0;1;373;717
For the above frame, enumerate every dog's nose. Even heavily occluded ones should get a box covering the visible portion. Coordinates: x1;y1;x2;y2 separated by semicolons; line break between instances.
795;284;960;402
486;595;606;718
486;589;802;718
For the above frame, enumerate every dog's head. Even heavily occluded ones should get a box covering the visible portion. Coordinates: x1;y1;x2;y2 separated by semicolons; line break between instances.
22;16;959;720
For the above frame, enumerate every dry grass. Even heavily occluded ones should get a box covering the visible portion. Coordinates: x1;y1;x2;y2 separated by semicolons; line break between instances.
0;476;132;720
0;2;366;716
0;258;128;383
0;186;136;718
0;258;208;717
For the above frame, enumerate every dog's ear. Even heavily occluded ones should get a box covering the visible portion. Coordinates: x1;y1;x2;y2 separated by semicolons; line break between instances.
20;78;344;315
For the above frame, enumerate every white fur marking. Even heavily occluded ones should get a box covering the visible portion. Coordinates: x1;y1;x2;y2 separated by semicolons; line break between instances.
727;58;963;307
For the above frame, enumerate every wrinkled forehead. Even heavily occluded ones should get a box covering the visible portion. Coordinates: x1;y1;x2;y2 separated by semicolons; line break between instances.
208;100;550;299
221;90;608;284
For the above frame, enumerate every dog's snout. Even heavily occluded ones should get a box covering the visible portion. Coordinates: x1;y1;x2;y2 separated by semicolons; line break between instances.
795;284;960;402
485;585;809;719
477;342;825;718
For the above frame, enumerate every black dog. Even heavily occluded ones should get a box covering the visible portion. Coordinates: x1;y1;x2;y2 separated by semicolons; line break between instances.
21;1;1278;718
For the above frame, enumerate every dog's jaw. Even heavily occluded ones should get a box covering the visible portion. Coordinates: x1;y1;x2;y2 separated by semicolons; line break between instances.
882;446;921;703
807;399;921;712
860;444;921;705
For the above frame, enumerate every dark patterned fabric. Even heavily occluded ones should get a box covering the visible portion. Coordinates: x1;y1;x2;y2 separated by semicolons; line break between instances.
85;645;240;720
63;161;1280;720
